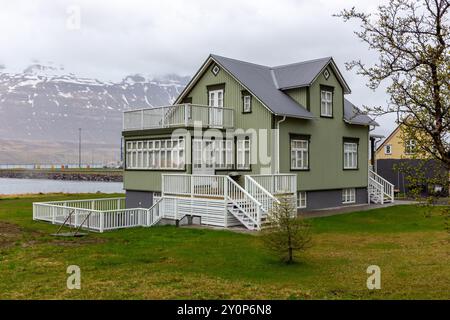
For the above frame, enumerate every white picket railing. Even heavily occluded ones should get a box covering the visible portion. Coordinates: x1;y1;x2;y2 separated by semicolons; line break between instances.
369;170;394;203
162;174;226;198
123;104;234;130
248;174;297;195
244;175;280;214
33;197;161;232
368;177;384;204
226;176;263;229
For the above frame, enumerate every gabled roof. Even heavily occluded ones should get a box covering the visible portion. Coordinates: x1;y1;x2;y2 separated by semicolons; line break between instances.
344;98;378;126
273;57;351;93
210;54;314;119
175;54;353;120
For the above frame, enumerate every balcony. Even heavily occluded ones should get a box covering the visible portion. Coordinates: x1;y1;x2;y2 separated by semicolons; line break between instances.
123;104;234;131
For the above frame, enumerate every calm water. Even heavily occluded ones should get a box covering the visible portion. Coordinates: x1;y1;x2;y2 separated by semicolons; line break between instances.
0;178;124;195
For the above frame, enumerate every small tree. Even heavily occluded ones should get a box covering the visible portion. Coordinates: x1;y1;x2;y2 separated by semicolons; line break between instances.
261;196;312;264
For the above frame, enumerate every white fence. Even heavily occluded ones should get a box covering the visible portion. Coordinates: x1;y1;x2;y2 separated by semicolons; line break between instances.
33;197;162;232
123;104;234;131
249;174;297;195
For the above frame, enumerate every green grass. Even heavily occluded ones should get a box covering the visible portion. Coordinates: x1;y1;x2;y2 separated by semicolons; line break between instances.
0;193;449;299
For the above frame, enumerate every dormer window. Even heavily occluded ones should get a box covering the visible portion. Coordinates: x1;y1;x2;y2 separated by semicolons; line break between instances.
320;85;333;117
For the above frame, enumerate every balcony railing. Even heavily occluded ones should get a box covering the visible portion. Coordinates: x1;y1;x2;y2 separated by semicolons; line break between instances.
123;104;234;131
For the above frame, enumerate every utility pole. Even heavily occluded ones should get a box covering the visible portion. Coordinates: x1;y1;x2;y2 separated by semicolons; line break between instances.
78;128;82;168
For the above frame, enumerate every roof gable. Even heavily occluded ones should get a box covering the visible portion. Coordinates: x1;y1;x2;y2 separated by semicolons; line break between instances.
175;54;353;119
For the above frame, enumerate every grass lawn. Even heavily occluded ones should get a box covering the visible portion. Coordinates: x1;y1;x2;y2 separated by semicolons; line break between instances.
0;193;449;299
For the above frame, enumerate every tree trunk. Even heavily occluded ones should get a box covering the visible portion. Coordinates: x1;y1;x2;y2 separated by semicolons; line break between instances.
288;247;293;263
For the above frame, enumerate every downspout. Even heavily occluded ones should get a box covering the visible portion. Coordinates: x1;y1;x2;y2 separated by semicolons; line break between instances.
276;116;287;174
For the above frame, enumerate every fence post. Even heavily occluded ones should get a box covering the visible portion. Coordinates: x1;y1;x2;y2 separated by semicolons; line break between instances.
52;207;56;224
147;209;151;227
100;212;104;233
257;206;261;231
74;209;79;228
117;198;121;210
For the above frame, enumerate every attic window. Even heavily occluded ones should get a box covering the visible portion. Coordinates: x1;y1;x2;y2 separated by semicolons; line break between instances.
323;68;330;80
212;65;220;76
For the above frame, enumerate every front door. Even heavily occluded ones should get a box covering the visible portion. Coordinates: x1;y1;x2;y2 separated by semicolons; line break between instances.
208;89;223;127
192;139;215;175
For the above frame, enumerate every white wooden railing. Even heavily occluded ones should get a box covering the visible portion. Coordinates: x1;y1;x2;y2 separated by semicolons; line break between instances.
162;174;226;198
244;175;280;214
123;104;234;130
226;176;263;229
248;174;297;195
33;197;161;232
369;170;394;203
368;178;384;204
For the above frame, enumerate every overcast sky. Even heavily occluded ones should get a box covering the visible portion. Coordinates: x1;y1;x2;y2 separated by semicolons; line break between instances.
0;0;395;135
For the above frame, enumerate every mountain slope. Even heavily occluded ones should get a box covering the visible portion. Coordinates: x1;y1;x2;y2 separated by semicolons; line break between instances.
0;65;189;164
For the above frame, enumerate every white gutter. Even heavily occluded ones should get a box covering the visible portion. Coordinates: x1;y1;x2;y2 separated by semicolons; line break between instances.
276;116;287;173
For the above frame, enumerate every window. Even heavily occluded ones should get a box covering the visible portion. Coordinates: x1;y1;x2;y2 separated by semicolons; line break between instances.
243;95;252;113
342;188;356;204
405;139;416;154
297;191;307;209
193;139;234;170
126;138;185;170
384;144;392;155
343;141;358;169
320;89;333;117
291;139;309;170
237;138;251;170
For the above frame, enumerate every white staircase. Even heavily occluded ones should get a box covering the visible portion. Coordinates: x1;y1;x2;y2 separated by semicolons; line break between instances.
368;170;395;204
226;176;263;230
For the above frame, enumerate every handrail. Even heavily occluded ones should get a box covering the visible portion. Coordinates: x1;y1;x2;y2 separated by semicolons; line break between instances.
226;176;262;207
123;103;234;113
245;176;280;203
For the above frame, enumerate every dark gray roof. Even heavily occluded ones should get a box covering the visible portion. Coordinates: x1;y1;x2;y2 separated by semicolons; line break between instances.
272;57;332;89
210;54;315;119
344;98;378;126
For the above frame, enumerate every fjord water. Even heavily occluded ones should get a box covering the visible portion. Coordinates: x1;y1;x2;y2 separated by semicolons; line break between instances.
0;178;124;195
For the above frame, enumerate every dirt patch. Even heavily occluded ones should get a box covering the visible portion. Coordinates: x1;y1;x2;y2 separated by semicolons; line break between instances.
0;221;23;248
0;220;106;248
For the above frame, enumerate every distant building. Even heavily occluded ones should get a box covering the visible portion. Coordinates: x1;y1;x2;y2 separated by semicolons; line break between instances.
375;123;448;196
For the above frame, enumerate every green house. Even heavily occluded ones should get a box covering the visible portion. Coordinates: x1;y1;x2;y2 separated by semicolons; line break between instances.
121;54;394;230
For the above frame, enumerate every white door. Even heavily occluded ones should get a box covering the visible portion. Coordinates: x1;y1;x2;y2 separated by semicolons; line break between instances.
192;139;215;175
208;89;223;127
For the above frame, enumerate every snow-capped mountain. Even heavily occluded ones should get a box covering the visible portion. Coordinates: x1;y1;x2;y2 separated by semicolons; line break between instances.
0;64;190;164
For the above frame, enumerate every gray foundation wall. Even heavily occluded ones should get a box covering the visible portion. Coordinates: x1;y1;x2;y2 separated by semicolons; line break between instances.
304;187;367;210
125;190;153;208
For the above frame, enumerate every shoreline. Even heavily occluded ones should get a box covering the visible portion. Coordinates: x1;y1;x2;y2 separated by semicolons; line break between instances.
0;169;123;182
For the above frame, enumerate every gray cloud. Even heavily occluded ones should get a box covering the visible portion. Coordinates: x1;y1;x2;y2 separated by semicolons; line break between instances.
0;0;395;135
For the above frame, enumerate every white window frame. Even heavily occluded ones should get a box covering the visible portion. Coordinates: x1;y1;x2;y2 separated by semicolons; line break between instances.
343;142;358;169
384;144;392;155
342;188;356;204
405;139;416;155
126;138;185;170
237;138;251;170
291;139;309;170
243;95;251;113
320;90;333;117
297;191;307;209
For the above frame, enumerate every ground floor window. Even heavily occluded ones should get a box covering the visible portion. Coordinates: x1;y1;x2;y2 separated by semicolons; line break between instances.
342;188;356;204
126;138;185;170
297;191;307;208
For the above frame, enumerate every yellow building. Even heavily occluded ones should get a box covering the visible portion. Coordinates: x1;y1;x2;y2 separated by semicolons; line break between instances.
376;124;417;160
